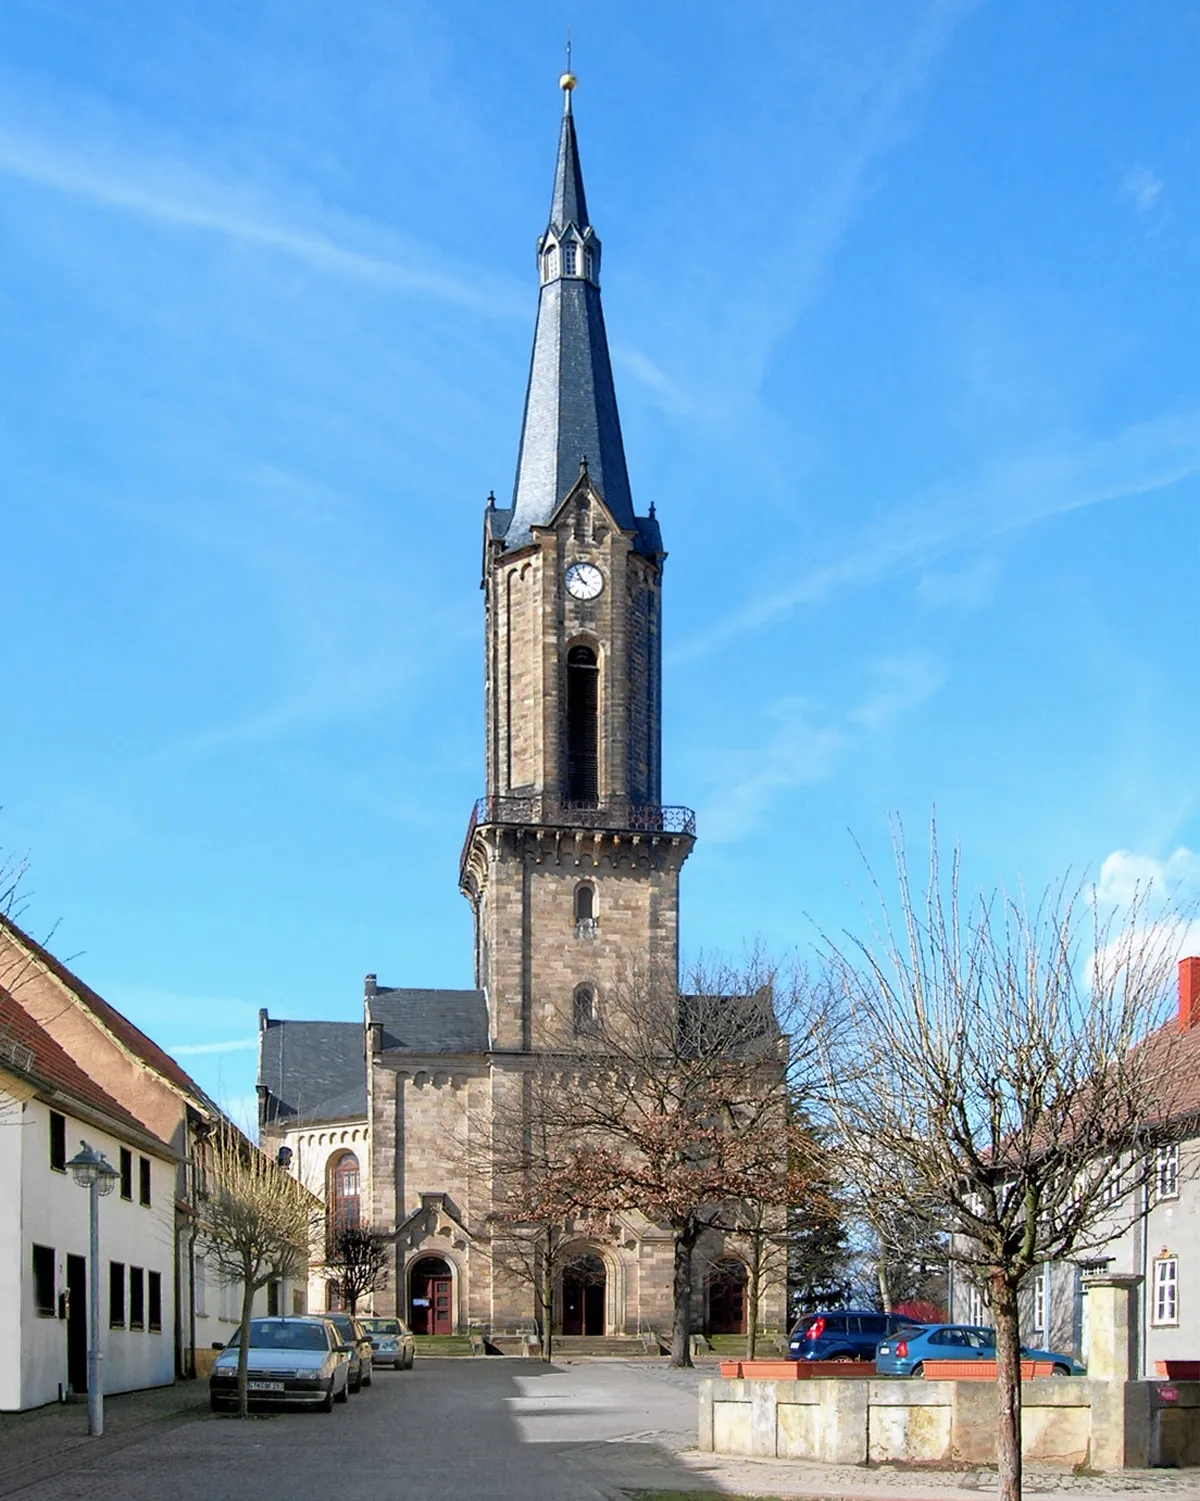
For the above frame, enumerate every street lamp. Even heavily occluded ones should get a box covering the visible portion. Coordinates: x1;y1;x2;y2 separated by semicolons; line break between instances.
66;1142;121;1436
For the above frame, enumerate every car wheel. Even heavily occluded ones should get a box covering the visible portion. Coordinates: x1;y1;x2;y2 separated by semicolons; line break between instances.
362;1371;372;1388
319;1381;335;1414
335;1376;350;1404
911;1362;925;1379
1052;1365;1071;1378
406;1349;415;1369
209;1393;226;1413
350;1371;362;1394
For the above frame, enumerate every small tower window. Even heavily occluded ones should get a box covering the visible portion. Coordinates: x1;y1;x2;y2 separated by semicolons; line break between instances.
562;242;578;276
573;984;598;1035
584;246;594;281
575;883;597;938
566;646;599;804
544;244;559;281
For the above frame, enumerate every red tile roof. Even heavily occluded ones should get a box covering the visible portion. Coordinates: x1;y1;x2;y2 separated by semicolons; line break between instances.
0;914;211;1107
0;985;172;1153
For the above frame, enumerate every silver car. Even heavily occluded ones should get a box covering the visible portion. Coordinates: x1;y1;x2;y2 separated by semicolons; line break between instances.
209;1317;352;1412
358;1316;416;1370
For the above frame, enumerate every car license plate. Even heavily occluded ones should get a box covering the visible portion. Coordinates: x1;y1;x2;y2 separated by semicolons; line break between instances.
879;1344;890;1354
247;1381;285;1392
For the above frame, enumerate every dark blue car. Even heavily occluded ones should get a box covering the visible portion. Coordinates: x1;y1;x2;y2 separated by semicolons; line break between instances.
787;1310;921;1362
875;1323;1084;1377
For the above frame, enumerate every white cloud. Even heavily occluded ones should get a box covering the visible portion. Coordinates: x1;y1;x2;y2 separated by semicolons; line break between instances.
848;653;947;733
1096;847;1200;907
168;1037;259;1056
1122;165;1163;213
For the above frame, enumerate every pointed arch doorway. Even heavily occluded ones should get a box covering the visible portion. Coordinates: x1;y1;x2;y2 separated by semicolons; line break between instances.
707;1257;748;1335
409;1256;453;1335
561;1253;606;1336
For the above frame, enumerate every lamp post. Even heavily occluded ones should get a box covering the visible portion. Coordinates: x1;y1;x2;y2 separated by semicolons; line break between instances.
66;1142;121;1436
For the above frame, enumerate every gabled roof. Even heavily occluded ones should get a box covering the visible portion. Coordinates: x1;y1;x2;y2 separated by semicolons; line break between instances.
0;913;212;1110
258;1018;366;1128
368;986;489;1055
0;985;174;1155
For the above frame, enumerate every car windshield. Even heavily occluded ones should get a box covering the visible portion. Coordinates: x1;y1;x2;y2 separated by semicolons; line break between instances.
327;1317;355;1334
360;1319;401;1334
225;1321;330;1352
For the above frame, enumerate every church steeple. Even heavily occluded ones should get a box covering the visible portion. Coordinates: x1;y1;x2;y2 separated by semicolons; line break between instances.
505;76;641;551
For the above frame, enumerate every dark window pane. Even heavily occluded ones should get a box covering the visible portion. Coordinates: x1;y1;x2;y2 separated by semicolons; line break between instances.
267;1281;280;1316
148;1271;162;1332
860;1315;886;1335
824;1316;847;1333
32;1245;55;1314
119;1148;132;1200
129;1267;145;1329
110;1262;126;1327
139;1157;151;1206
49;1113;66;1173
566;648;599;802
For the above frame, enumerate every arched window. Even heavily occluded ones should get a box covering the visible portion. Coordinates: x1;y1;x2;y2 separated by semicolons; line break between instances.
575;884;594;922
562;242;578;276
584;246;594;281
330;1152;361;1234
566;646;599;803
573;984;598;1035
543;244;559;281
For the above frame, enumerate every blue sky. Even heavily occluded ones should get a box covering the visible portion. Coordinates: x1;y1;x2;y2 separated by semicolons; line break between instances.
3;0;1199;1127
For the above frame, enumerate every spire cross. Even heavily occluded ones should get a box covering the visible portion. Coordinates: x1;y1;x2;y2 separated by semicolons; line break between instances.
560;32;577;109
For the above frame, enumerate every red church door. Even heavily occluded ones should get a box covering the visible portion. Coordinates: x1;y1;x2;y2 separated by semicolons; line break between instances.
431;1278;453;1335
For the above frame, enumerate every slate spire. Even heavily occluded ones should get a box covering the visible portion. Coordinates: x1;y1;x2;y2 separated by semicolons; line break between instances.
506;75;639;550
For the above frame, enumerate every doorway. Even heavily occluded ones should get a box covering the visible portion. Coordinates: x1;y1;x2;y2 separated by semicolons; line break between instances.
707;1258;748;1335
561;1254;606;1336
408;1257;453;1336
66;1254;87;1394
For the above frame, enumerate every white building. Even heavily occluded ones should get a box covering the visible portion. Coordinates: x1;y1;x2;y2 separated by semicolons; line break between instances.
0;988;178;1410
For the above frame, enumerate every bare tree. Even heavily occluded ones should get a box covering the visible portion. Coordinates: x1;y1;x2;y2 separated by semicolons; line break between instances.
820;829;1193;1501
515;957;829;1368
198;1127;321;1416
321;1223;390;1315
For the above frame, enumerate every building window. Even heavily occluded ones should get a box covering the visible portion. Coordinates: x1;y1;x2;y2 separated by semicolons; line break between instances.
566;646;599;803
562;242;578;276
32;1245;55;1316
327;1280;346;1313
584;246;594;280
1152;1256;1179;1326
1155;1145;1180;1200
148;1271;162;1332
139;1157;152;1206
129;1267;145;1330
574;883;598;937
330;1152;361;1234
267;1281;280;1316
119;1147;133;1201
1032;1268;1046;1336
195;1255;208;1319
543;244;558;281
573;984;598;1036
49;1112;66;1173
110;1262;126;1327
966;1283;987;1325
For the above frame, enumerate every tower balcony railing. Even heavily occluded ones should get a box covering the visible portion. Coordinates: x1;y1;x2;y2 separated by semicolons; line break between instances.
460;795;696;880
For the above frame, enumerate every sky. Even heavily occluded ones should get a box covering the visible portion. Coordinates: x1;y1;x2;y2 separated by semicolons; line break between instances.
3;0;1199;1129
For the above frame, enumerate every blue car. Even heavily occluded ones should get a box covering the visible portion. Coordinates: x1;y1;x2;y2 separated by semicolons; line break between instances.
787;1310;920;1362
875;1322;1084;1377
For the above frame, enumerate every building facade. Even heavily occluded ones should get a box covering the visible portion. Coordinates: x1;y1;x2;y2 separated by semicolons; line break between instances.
259;79;783;1343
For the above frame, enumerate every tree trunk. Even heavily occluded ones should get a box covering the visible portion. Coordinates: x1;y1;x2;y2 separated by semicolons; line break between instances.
745;1245;761;1362
540;1236;554;1362
670;1227;697;1368
236;1272;256;1418
877;1260;893;1313
990;1273;1023;1501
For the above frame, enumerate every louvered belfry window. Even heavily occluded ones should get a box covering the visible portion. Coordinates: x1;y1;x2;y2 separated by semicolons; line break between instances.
567;646;599;803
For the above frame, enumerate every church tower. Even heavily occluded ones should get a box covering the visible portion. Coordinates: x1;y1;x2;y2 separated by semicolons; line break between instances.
460;75;695;1052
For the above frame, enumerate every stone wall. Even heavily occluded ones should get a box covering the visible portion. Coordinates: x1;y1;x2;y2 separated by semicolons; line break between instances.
699;1375;1200;1470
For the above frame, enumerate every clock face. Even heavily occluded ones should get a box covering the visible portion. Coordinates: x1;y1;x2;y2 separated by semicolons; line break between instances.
565;561;604;601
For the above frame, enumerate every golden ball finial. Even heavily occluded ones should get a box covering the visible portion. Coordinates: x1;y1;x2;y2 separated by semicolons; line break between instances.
559;71;577;91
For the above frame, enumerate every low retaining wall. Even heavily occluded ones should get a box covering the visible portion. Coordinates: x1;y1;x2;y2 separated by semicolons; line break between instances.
699;1377;1200;1470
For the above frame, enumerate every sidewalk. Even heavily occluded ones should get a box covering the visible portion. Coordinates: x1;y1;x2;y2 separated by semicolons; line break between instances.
0;1380;209;1494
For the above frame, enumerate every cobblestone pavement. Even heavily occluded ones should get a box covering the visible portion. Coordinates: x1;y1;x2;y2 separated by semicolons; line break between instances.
0;1361;1197;1501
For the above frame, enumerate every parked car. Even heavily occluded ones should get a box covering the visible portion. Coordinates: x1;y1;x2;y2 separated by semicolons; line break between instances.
875;1323;1085;1378
323;1312;374;1391
358;1316;416;1370
787;1310;922;1362
209;1317;352;1412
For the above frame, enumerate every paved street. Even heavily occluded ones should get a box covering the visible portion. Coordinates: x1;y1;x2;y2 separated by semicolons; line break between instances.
5;1362;1200;1501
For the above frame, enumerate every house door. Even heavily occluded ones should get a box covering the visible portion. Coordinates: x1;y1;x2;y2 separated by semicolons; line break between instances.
408;1256;453;1336
66;1255;87;1394
561;1254;606;1336
707;1259;748;1335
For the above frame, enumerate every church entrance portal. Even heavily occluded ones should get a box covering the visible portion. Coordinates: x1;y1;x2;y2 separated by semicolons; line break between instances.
409;1256;453;1335
707;1258;748;1335
561;1253;606;1336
